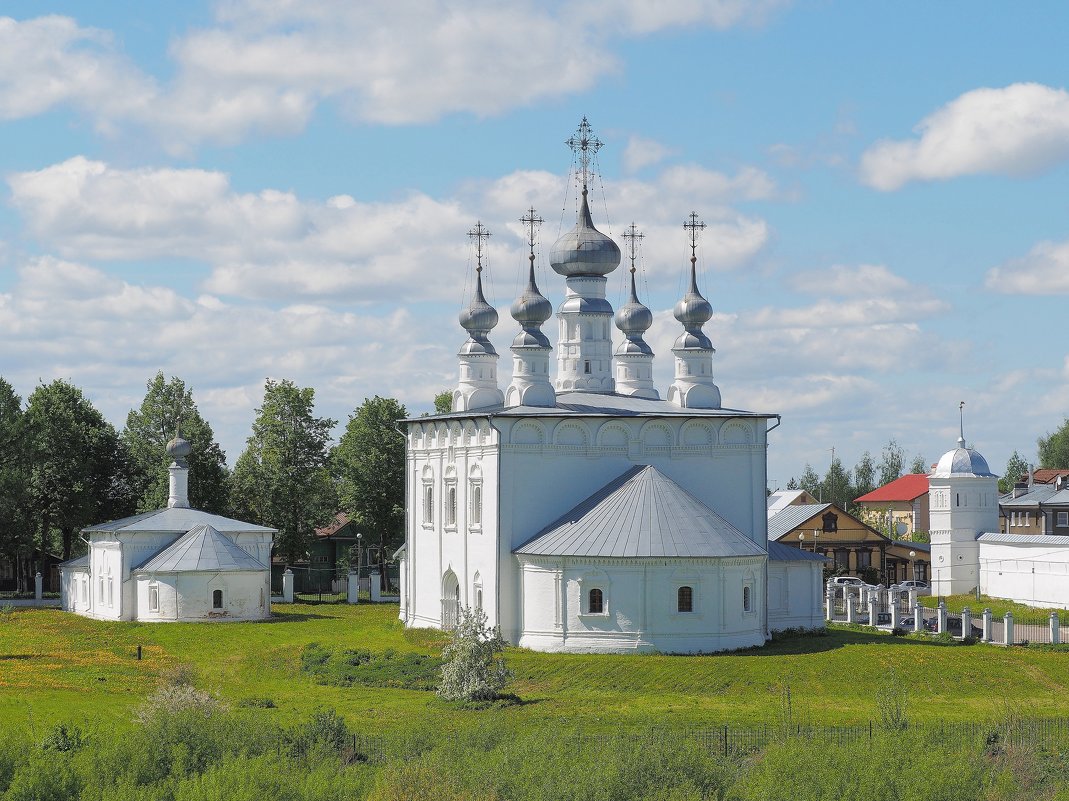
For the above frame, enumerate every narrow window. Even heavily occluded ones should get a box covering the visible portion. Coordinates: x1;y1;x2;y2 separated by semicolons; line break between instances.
424;486;434;524
106;577;113;608
476;589;483;611
677;586;693;613
471;484;482;525
743;585;752;613
584;360;591;374
588;588;604;614
446;487;456;527
148;583;159;612
212;589;223;609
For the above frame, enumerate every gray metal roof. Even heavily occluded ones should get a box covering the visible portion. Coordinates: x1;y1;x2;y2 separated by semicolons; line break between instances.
58;554;89;570
766;489;809;513
767;503;830;541
85;507;275;534
405;391;774;424
978;532;1069;546
514;465;766;559
134;524;269;573
1043;489;1069;506
1000;485;1057;507
767;541;828;562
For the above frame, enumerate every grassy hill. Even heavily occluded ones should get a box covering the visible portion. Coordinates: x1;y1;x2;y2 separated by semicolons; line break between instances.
2;603;1069;735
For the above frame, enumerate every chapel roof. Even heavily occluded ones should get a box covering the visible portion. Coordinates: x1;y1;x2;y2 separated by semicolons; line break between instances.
514;465;765;559
134;524;268;573
406;390;774;423
854;473;930;504
767;541;828;562
84;507;275;534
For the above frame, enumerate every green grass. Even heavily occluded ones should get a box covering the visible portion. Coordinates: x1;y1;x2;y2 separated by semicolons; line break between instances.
3;604;1069;737
921;593;1069;622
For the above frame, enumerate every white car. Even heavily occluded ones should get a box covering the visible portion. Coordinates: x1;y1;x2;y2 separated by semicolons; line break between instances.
830;576;867;588
891;580;930;595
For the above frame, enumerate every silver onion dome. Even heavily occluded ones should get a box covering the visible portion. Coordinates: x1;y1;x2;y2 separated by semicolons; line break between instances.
549;191;621;278
459;270;499;355
511;265;552;348
166;429;192;463
673;262;713;350
932;435;996;478
615;270;654;355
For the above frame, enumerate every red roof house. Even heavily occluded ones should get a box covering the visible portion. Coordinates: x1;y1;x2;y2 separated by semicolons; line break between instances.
854;473;930;537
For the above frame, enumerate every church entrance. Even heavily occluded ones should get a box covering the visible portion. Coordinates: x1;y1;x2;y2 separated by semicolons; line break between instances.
441;571;460;629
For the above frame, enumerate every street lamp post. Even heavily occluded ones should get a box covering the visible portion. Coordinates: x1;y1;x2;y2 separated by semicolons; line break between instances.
909;549;917;583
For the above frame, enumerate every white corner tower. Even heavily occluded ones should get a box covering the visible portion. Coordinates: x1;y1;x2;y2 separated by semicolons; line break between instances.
613;223;658;399
667;212;721;409
166;427;191;509
506;208;556;408
453;221;505;412
929;403;999;596
550;118;621;394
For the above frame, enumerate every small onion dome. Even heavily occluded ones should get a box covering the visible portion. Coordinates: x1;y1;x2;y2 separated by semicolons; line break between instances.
615;271;653;355
166;431;192;462
673;263;713;350
459;271;499;337
932;438;996;478
511;271;552;330
549;191;621;277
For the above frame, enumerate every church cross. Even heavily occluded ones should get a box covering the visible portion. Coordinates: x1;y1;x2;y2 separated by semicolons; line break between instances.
621;222;644;275
468;221;491;272
959;400;966;446
683;211;706;265
520;207;543;264
565;117;603;191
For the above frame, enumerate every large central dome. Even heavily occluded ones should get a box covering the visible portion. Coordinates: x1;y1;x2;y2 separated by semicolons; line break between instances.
549;191;621;278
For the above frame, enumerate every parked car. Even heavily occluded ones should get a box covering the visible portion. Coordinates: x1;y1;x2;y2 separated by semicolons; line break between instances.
830;576;871;589
891;580;930;595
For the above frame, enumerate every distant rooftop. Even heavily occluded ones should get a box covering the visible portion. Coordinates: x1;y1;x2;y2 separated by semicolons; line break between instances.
854;474;929;504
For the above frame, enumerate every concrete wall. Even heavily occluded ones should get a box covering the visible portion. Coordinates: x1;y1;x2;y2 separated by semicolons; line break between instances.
516;556;766;653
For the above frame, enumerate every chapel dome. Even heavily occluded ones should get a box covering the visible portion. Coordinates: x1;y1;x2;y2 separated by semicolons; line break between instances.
459;277;499;336
511;281;552;328
549;191;621;278
166;433;192;461
616;279;653;337
932;439;996;478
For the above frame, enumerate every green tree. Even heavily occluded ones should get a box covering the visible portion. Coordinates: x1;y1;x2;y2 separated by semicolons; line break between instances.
852;451;876;498
123;372;230;514
433;391;452;416
1038;420;1069;469
437;607;512;702
998;450;1031;494
23;380;133;561
798;464;821;500
785;476;798;490
333;396;408;588
0;378;34;591
877;438;904;487
820;457;854;510
908;454;927;475
231;379;336;564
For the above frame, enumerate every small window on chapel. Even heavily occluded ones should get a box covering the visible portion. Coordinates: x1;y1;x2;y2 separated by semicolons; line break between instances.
677;586;693;613
584;360;591;374
743;585;752;613
588;588;604;614
148;583;159;613
212;589;223;609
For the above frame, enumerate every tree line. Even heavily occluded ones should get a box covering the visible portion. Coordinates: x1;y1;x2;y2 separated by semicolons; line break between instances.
0;373;406;591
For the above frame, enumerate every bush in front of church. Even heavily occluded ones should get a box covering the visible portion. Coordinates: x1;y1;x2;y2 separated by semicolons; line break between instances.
437;607;512;702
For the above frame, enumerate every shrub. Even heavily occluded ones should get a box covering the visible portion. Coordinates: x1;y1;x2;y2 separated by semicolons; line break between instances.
0;604;14;622
299;644;441;691
41;723;84;752
875;668;907;730
136;683;228;725
437;607;512;703
237;697;276;709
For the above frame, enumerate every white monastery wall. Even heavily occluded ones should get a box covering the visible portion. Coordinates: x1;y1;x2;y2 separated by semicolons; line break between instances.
979;540;1069;610
767;560;824;630
133;571;269;621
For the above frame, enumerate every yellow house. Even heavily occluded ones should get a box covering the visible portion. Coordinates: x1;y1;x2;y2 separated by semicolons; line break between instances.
854;473;930;539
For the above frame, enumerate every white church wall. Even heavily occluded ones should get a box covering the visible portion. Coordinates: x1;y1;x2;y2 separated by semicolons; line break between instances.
170;571;269;621
517;556;766;653
767;561;824;630
979;540;1069;610
88;539;123;620
59;568;90;613
404;419;500;631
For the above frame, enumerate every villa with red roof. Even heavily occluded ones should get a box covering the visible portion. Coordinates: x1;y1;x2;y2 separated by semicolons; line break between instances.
854;473;930;538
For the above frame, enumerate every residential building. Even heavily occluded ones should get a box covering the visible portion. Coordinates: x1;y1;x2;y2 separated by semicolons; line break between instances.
854;473;930;538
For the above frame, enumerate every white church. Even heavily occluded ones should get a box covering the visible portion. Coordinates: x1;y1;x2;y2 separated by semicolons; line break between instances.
59;431;275;622
396;119;825;653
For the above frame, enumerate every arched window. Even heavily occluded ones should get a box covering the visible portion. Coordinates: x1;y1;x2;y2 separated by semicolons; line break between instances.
423;485;434;524
212;589;223;609
446;487;457;527
743;585;752;613
588;588;604;614
148;582;159;613
677;586;693;613
471;484;482;525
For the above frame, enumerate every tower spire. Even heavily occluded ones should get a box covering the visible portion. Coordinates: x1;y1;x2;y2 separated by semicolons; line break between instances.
614;223;657;398
668;212;720;409
506;208;555;408
453;221;504;412
958;400;966;448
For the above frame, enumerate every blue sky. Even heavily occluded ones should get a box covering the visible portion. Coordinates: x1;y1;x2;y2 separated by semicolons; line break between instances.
2;1;1069;486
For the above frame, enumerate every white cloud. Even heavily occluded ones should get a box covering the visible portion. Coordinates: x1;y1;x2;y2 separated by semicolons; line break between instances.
985;239;1069;295
0;5;789;149
9;157;774;302
860;83;1069;191
788;263;914;297
622;136;674;173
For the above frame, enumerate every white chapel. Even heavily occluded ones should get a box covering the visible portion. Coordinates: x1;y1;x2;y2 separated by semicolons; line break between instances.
59;431;275;622
397;120;825;653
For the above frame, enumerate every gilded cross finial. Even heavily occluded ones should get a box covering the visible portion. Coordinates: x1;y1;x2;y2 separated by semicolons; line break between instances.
520;207;543;267
468;221;491;273
621;222;644;276
565;117;603;192
683;211;706;266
